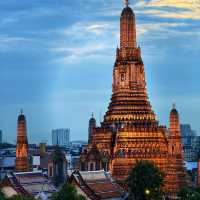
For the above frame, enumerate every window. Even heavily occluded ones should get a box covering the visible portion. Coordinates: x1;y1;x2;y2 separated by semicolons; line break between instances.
121;74;125;81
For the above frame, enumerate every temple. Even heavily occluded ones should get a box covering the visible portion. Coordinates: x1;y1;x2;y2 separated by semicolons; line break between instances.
80;1;188;198
15;110;29;172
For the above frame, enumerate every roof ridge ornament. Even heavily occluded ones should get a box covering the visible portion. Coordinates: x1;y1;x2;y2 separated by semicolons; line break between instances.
124;0;129;7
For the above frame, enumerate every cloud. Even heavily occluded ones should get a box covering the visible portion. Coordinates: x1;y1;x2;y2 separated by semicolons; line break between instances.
61;22;117;38
136;0;200;20
0;17;17;27
48;21;118;63
0;35;32;52
51;42;113;64
147;0;198;9
137;22;189;35
0;35;30;43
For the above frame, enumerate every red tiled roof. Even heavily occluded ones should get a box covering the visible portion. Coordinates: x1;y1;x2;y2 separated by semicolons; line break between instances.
97;191;123;199
70;171;125;200
87;181;123;199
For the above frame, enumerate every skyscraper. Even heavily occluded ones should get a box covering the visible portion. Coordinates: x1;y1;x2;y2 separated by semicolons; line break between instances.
15;110;29;172
80;1;187;198
52;129;70;147
181;124;200;161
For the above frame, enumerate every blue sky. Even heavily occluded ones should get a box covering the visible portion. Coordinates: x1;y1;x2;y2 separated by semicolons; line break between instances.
0;0;199;144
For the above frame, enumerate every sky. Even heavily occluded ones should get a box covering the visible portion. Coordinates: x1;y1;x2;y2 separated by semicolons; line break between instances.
0;0;199;144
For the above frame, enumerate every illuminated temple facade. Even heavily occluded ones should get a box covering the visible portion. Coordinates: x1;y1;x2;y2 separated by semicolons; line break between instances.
80;1;188;198
15;111;29;172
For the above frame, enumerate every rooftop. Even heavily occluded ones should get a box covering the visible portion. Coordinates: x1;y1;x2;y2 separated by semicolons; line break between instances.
70;170;126;200
2;171;57;198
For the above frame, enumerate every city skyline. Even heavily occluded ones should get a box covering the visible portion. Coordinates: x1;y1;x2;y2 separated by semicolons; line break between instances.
0;0;199;144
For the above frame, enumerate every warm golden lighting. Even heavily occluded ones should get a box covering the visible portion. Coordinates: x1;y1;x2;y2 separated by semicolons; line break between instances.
80;2;188;199
145;189;150;195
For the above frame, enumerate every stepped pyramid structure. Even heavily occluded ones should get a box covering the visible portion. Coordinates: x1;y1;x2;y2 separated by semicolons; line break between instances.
80;1;188;197
15;110;29;172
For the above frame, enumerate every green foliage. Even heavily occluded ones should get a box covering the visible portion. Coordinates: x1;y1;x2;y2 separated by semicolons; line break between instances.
127;160;165;200
51;182;86;200
178;187;200;200
8;195;35;200
0;190;6;200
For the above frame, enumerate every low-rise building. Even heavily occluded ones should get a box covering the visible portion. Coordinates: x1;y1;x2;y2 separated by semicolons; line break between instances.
0;171;57;199
69;170;127;200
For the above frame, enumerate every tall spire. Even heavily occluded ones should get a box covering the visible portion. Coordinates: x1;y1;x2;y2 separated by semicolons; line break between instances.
120;1;137;48
124;0;129;7
15;111;29;172
170;104;180;136
88;113;96;144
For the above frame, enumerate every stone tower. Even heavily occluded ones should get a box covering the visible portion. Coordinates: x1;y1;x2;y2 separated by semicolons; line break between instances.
15;110;29;172
80;1;187;197
166;105;188;198
169;104;183;156
88;113;96;143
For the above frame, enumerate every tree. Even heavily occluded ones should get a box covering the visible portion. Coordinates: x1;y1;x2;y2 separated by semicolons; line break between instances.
7;195;35;200
0;190;6;200
51;182;86;200
178;187;200;200
127;160;165;200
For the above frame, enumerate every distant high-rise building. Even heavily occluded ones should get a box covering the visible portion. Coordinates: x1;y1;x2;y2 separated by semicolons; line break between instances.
15;110;29;172
52;129;70;147
181;124;194;145
181;124;199;161
0;130;2;144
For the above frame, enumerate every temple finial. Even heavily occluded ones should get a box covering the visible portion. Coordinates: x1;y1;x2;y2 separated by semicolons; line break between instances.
20;109;23;115
92;112;94;118
173;103;176;109
124;0;129;7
